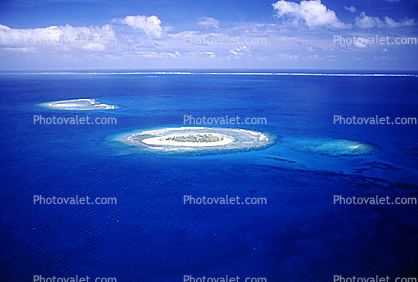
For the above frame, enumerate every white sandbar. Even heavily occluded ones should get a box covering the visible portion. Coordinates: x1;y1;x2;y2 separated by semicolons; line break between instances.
142;134;233;147
42;99;117;110
119;127;274;153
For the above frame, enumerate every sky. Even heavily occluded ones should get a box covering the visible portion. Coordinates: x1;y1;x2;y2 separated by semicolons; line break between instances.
0;0;417;70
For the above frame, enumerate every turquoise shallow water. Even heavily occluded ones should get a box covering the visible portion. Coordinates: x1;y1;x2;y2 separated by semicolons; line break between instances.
0;71;417;281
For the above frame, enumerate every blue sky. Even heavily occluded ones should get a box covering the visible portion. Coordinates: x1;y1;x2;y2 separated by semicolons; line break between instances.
0;0;417;70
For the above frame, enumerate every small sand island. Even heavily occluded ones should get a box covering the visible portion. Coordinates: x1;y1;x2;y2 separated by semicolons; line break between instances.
119;127;275;153
42;99;117;110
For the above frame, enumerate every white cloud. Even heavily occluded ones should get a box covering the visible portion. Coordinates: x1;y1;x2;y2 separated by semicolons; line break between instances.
272;0;350;29
344;6;356;13
0;24;11;30
296;41;321;51
0;25;60;46
230;46;249;56
384;16;415;27
355;13;385;28
0;24;115;48
355;12;415;28
120;15;163;39
198;17;219;29
308;54;321;60
199;51;215;58
374;56;397;61
354;40;367;48
82;42;106;51
2;47;37;52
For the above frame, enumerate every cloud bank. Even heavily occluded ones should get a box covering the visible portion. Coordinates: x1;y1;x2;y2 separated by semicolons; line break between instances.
272;0;350;29
120;15;163;39
344;6;356;13
198;17;220;29
0;24;115;50
355;12;415;28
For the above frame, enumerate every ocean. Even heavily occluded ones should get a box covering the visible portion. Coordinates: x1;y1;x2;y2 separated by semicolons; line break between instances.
0;71;417;281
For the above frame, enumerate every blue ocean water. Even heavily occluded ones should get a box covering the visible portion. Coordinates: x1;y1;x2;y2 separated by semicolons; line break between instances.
0;71;417;282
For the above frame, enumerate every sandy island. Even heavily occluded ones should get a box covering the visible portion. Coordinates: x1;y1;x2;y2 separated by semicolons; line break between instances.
42;99;117;110
119;127;275;153
143;133;234;147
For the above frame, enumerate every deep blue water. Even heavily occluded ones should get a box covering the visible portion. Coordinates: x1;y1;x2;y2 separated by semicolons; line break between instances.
0;71;417;282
